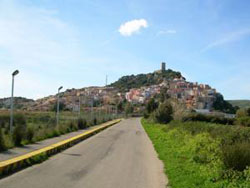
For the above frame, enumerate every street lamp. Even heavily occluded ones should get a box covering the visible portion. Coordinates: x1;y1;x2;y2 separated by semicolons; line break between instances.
10;70;19;132
56;86;63;127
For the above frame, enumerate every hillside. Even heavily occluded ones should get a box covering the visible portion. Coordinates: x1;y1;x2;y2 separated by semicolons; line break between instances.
109;69;183;91
0;97;35;110
227;100;250;109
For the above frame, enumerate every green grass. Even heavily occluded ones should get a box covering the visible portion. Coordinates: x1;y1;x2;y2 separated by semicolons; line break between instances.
142;119;250;188
0;110;123;151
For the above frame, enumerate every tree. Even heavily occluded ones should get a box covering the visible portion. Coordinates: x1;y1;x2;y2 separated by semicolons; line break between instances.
117;101;124;112
146;98;158;114
247;108;250;116
153;101;173;124
51;102;66;112
158;87;170;102
125;103;134;116
213;93;237;114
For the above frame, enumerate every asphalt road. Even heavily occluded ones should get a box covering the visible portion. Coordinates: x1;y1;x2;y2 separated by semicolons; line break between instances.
0;118;167;188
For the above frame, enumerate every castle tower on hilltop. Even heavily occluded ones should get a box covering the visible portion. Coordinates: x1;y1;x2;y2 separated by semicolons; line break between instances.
161;62;166;72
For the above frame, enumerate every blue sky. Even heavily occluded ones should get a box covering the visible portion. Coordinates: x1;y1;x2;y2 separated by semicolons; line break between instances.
0;0;250;100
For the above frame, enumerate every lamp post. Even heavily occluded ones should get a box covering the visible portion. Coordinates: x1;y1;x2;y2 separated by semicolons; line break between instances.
56;86;63;127
78;95;81;117
10;70;19;132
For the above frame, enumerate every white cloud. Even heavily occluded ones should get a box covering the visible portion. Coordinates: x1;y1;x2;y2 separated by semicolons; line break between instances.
157;29;177;36
202;29;250;52
119;19;148;36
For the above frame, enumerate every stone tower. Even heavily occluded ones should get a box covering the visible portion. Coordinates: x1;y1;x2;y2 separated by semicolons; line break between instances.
161;62;166;72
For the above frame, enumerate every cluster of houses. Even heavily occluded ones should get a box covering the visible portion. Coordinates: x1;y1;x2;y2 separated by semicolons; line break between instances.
7;62;217;112
29;76;217;111
29;86;122;111
125;77;217;110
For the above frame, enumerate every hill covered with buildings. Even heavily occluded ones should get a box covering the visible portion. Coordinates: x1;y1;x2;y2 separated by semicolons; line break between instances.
0;62;237;114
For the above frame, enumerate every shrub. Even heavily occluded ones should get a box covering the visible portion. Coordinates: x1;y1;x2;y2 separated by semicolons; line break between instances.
69;121;77;131
236;117;250;127
153;101;173;124
236;109;248;118
182;113;234;125
0;114;9;129
0;128;6;151
14;114;26;126
13;123;27;146
77;118;87;129
125;103;134;116
26;127;35;143
145;98;158;114
45;128;60;138
93;118;97;125
143;111;150;118
222;142;250;171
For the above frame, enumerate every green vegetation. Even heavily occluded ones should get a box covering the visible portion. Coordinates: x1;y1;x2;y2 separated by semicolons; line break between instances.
235;108;250;127
213;93;238;114
228;100;250;109
0;97;34;110
142;95;250;187
142;119;250;188
152;101;173;123
125;103;134;116
109;69;182;91
0;110;122;151
182;113;235;125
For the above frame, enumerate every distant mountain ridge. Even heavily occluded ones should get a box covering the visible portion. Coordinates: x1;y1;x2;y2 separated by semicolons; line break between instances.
109;69;183;91
227;100;250;109
0;97;34;110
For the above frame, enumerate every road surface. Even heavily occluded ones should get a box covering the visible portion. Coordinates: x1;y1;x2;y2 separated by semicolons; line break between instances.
0;118;167;188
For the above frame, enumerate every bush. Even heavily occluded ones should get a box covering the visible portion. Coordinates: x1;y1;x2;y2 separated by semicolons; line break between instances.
125;103;134;116
13;123;27;146
93;118;97;125
0;114;9;129
236;117;250;127
143;111;150;118
14;114;26;126
77;118;87;129
236;109;248;118
146;98;158;114
182;113;235;125
0;128;6;151
26;127;35;143
153;101;173;124
69;121;77;131
222;142;250;171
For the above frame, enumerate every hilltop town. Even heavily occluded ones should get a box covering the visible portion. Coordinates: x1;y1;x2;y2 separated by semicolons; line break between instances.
0;63;233;113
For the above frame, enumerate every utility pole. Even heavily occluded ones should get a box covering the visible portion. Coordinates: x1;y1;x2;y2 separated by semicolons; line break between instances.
10;70;19;133
56;86;63;127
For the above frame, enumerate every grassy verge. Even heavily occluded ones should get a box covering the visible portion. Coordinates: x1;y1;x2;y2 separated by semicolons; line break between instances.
142;119;250;188
0;111;123;151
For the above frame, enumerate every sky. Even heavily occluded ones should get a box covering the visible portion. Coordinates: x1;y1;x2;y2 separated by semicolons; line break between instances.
0;0;250;100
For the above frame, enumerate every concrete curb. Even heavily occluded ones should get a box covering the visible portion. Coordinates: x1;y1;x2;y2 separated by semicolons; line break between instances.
0;119;121;177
